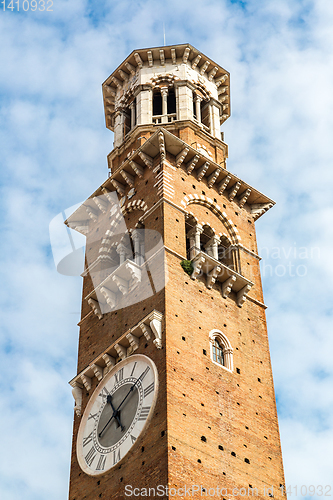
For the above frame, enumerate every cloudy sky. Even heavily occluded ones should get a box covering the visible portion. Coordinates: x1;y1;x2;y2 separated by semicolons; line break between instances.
1;0;333;498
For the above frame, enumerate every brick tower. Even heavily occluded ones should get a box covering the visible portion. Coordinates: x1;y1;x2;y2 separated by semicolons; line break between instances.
66;44;286;499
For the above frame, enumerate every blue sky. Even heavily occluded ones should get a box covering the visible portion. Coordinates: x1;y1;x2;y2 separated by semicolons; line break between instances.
1;0;333;498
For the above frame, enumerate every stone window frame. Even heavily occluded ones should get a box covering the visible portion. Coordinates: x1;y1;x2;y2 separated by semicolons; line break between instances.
209;329;233;372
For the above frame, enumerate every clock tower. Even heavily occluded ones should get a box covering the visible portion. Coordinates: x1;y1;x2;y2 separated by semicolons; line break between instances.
66;44;286;499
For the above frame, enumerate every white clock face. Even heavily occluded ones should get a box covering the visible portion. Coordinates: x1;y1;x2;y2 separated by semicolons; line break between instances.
76;355;158;476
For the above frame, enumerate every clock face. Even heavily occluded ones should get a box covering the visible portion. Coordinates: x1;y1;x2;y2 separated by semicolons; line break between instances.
76;354;158;476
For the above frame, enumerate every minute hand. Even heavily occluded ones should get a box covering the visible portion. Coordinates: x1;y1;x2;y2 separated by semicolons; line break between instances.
115;372;144;412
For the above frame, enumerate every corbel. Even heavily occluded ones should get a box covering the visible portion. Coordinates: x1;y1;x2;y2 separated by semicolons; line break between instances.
81;374;92;391
217;175;231;194
176;147;189;167
237;284;252;307
191;255;206;280
148;310;163;349
91;364;103;381
87;298;103;320
207;265;221;289
115;343;127;360
139;322;152;340
71;381;83;417
221;275;236;298
126;333;140;354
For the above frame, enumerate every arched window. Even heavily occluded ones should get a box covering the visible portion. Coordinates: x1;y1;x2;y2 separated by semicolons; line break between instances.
212;338;224;366
209;330;233;371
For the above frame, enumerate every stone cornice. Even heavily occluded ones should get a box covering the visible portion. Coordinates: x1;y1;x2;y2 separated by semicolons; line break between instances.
69;309;164;415
102;44;230;131
65;127;275;233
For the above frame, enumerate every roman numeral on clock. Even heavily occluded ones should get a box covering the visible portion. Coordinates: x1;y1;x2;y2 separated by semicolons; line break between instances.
85;446;97;467
130;434;137;444
96;454;107;471
130;362;137;376
144;381;154;398
138;406;151;421
114;368;124;385
83;431;93;447
99;387;110;400
139;366;150;382
88;412;98;422
113;448;121;465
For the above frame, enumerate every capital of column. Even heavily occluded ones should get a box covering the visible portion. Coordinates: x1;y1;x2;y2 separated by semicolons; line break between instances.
160;86;169;97
116;242;131;256
131;228;143;242
187;224;203;238
207;235;220;246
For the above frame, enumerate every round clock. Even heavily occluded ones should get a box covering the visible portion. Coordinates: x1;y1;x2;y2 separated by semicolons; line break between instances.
76;354;158;476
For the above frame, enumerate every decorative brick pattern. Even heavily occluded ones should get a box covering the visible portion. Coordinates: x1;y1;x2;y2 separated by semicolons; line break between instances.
181;194;241;243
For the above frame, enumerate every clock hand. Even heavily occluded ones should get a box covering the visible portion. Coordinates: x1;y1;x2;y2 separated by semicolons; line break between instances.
98;395;124;438
106;394;124;430
99;368;147;438
115;369;145;413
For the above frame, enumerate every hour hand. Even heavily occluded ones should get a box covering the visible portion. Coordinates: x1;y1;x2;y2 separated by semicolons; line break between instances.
107;394;116;411
107;394;124;431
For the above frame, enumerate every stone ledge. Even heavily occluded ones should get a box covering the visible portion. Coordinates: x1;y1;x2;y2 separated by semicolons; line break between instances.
69;309;163;416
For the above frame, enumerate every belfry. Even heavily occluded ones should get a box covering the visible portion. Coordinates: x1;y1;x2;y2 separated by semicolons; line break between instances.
66;44;286;499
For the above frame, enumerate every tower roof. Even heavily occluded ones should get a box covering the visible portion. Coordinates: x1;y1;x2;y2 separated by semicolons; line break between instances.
102;44;230;131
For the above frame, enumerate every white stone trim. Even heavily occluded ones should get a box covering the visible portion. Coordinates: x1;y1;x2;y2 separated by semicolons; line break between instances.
209;329;233;372
69;309;164;405
182;194;241;244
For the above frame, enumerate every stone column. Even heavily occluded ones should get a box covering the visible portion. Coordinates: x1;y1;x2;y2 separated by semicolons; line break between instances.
206;236;220;260
187;224;203;259
195;95;202;123
161;87;168;123
211;101;221;140
208;103;213;135
131;229;144;265
130;101;136;129
113;110;124;148
116;242;131;265
136;88;153;125
176;84;193;121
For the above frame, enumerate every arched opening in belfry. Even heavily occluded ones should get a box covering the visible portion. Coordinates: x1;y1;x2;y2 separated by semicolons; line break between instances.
200;224;215;253
153;90;162;116
167;87;176;115
193;92;197;119
218;235;233;269
124;98;136;136
200;100;210;130
124;108;131;136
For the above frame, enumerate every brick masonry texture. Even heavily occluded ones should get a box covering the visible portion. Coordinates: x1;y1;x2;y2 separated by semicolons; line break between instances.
68;120;286;499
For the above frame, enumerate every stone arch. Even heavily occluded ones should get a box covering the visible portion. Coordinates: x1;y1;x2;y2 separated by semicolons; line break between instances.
181;194;241;244
151;74;178;89
122;199;148;215
99;201;147;257
193;81;211;102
